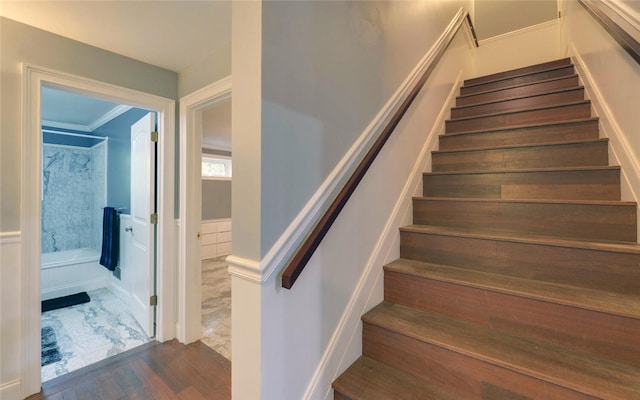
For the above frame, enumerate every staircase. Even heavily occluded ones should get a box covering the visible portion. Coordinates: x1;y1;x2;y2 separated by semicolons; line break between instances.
333;58;640;400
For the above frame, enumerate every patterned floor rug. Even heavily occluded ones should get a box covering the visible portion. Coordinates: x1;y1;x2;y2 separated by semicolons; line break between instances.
41;326;62;366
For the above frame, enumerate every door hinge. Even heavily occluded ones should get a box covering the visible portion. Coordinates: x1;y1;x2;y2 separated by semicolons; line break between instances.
150;295;158;306
197;231;202;240
558;11;561;18
150;213;158;224
151;131;159;142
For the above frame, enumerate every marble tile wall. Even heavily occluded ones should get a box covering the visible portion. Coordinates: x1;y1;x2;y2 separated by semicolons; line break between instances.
42;143;106;253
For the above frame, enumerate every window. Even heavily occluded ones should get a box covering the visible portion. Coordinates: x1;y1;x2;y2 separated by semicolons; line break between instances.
202;155;232;180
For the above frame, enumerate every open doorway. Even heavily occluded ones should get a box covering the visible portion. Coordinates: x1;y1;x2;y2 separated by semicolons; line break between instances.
178;76;231;358
39;86;156;381
200;98;232;359
22;64;176;395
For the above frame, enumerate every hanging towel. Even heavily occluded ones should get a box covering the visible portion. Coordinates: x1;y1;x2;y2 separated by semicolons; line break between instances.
100;207;119;271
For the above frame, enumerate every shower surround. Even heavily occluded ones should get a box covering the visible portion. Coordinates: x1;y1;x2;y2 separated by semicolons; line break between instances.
41;142;106;253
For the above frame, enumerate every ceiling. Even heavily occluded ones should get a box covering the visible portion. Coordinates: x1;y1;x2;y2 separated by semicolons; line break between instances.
41;86;133;132
0;0;231;73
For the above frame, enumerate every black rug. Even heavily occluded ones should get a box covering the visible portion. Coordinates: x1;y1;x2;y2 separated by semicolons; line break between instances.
41;326;62;366
41;291;90;312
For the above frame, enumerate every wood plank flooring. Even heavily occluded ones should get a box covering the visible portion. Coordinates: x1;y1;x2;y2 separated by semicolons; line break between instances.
27;340;231;400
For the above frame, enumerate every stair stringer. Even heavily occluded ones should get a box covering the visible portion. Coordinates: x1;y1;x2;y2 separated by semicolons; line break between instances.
570;46;640;239
303;74;462;400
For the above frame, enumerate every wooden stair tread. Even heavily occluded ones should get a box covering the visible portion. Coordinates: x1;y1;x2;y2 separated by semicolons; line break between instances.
332;356;460;400
451;86;585;113
400;224;640;254
463;58;572;86
412;196;636;207
443;116;599;137
458;74;580;102
424;165;620;176
385;258;640;318
433;137;607;154
365;302;640;400
446;100;591;123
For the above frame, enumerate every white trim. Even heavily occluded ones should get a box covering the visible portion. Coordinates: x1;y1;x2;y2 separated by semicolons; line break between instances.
41;120;91;132
479;19;560;46
227;7;469;284
42;129;108;142
88;104;133;131
179;75;232;344
0;379;21;400
21;64;175;398
570;45;640;236
202;143;232;152
302;72;463;400
0;231;21;243
42;104;133;132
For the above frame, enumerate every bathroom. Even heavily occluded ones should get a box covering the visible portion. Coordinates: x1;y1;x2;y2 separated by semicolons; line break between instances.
39;85;154;381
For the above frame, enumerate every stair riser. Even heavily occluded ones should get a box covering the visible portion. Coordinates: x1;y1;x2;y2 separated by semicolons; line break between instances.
461;66;576;96
399;230;640;292
432;141;609;173
446;102;592;134
457;76;580;107
412;199;637;242
363;324;599;400
334;393;350;400
385;270;640;367
451;89;585;119
464;58;572;87
422;169;621;200
439;120;599;151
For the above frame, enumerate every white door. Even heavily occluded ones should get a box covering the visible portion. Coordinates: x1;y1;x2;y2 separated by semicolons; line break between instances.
130;112;156;336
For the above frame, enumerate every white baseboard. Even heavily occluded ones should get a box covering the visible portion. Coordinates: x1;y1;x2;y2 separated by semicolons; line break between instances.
0;379;21;400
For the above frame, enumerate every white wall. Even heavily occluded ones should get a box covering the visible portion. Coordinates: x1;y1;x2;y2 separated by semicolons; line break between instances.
474;0;558;40
230;1;474;398
564;0;640;236
472;19;565;77
178;42;231;98
0;233;22;400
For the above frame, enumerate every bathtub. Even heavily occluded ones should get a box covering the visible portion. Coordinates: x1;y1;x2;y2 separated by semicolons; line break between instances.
41;248;110;301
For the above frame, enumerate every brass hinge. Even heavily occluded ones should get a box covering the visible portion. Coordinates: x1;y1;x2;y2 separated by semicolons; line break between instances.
558;11;562;18
151;131;159;142
150;295;158;306
150;213;158;224
197;231;202;240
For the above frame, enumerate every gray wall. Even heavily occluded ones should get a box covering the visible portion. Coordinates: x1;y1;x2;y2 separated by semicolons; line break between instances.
202;180;232;220
202;148;232;220
0;16;178;231
259;0;473;255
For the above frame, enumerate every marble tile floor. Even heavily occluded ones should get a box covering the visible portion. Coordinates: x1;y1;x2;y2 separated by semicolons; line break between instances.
201;255;231;360
41;287;150;382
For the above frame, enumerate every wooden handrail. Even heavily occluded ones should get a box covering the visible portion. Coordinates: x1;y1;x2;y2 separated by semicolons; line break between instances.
578;0;640;65
281;11;479;289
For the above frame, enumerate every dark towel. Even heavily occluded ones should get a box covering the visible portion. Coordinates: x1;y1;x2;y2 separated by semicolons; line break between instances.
100;207;119;271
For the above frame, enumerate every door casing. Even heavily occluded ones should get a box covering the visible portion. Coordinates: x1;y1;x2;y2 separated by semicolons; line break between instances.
21;64;175;397
178;75;231;343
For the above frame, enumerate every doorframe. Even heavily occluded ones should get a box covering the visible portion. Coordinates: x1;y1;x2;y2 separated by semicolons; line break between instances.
21;64;176;396
178;76;231;343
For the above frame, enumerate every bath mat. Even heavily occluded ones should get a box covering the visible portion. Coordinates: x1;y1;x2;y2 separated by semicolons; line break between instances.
41;326;62;366
42;292;90;312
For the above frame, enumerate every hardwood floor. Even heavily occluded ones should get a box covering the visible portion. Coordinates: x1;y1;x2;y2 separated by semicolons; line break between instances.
27;340;231;400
